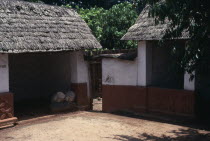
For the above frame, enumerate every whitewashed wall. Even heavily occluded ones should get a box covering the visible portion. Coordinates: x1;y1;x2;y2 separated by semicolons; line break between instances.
137;41;153;86
69;51;89;83
102;58;138;86
69;51;90;97
0;54;9;93
184;72;195;91
102;41;194;90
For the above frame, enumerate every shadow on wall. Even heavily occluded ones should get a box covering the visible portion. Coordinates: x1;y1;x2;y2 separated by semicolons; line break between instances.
110;128;210;141
195;91;210;123
195;73;210;123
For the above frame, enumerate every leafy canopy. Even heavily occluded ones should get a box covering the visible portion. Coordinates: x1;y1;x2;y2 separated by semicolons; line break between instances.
74;2;138;49
100;2;138;49
146;0;210;75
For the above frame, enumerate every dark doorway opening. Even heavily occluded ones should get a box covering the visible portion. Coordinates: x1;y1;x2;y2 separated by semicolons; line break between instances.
9;52;71;120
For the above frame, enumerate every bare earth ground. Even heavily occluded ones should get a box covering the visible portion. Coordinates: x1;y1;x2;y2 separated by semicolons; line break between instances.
0;111;210;141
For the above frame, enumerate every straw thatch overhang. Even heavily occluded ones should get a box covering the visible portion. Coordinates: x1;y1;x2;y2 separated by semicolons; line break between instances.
121;6;188;41
0;0;101;53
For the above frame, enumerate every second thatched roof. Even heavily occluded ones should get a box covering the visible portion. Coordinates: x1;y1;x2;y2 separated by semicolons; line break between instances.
0;0;101;53
121;6;188;41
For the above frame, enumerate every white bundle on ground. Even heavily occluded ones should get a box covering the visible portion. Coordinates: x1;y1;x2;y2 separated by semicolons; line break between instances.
51;92;66;103
65;91;76;102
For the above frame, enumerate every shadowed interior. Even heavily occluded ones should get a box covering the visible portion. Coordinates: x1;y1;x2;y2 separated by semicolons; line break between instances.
9;52;72;119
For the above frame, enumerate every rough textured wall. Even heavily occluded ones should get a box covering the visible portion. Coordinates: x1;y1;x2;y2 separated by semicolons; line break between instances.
102;58;138;86
9;52;71;102
0;54;9;93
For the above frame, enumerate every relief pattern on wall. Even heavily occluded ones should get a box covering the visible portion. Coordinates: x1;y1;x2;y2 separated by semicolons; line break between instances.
0;93;13;120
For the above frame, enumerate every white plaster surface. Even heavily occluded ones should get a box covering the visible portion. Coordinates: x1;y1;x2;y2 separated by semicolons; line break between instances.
101;41;187;90
69;52;78;83
0;54;9;93
137;41;146;86
137;41;152;86
184;72;195;91
69;51;89;84
102;58;138;86
69;51;90;98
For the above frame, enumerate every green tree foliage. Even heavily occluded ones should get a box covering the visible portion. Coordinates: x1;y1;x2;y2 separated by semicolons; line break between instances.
76;7;106;42
100;2;138;49
74;2;138;49
146;0;210;75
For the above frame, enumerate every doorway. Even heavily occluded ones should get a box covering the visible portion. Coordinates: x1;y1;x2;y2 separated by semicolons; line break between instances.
9;52;71;120
89;60;102;111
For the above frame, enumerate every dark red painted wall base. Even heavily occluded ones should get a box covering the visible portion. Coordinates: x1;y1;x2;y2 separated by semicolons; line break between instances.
71;83;90;110
102;85;195;117
103;85;147;113
148;87;194;117
0;92;17;128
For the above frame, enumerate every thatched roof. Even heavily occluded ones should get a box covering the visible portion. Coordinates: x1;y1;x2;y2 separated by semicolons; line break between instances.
121;6;188;41
0;0;101;53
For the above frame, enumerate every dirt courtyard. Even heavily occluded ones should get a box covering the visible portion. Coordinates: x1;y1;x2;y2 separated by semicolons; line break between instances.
0;112;210;141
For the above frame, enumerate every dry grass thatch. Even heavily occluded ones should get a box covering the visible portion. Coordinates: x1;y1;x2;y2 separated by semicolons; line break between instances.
0;0;101;53
121;6;188;41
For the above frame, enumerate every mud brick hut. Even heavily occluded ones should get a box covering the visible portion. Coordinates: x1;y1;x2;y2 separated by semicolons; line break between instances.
0;0;101;126
102;6;197;118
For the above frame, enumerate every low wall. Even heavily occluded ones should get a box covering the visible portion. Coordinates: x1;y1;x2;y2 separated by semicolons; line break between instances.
103;86;195;117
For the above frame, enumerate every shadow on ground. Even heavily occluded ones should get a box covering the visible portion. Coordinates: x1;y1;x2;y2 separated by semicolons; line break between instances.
14;100;51;120
111;128;210;141
111;111;210;131
14;99;77;121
